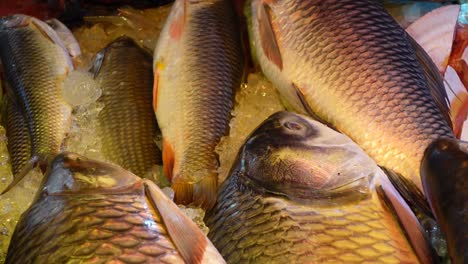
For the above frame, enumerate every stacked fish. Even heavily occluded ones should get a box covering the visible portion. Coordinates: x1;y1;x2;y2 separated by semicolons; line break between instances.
0;0;466;263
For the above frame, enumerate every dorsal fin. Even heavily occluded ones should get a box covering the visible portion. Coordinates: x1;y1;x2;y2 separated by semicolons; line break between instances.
256;1;283;70
143;180;225;264
407;33;453;129
377;174;438;264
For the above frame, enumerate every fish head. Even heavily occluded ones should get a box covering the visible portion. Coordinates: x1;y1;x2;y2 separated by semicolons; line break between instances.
0;14;31;30
235;111;378;204
41;152;141;195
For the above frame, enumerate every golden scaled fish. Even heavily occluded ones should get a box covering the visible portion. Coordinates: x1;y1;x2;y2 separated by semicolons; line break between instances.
421;139;467;264
154;0;244;208
0;15;73;187
5;152;225;264
205;111;437;264
91;36;162;178
247;0;457;192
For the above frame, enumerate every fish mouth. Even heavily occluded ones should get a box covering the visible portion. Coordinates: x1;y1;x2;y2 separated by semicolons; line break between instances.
0;15;31;30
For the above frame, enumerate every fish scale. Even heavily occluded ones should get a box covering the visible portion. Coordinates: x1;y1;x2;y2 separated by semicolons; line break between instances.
205;111;435;263
154;0;243;207
4;99;31;175
0;15;72;171
94;37;162;178
6;192;185;264
250;0;453;190
206;174;419;264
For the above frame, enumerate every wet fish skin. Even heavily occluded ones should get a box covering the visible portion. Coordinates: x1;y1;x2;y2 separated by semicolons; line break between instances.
206;111;428;263
248;0;454;191
6;152;225;264
4;99;31;176
0;15;72;170
154;0;244;208
421;139;468;264
93;37;162;178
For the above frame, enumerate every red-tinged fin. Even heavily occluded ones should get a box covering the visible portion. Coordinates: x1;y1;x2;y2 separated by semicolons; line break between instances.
448;21;468;90
143;180;226;264
376;174;438;264
153;69;159;111
421;138;467;264
173;174;218;210
169;0;187;40
257;1;283;70
162;138;175;182
453;98;468;138
1;155;39;194
407;33;453;130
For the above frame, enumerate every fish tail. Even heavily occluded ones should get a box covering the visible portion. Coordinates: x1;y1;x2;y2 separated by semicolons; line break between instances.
421;138;467;263
1;155;41;194
173;174;218;210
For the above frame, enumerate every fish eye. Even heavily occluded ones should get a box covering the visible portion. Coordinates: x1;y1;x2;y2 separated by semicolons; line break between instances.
283;121;303;131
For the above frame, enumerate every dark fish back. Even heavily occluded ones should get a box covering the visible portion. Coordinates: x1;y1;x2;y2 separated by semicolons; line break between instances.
94;38;162;178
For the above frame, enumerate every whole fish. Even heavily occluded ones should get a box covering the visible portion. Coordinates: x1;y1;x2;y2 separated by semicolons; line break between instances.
0;15;73;186
247;0;457;192
5;152;225;264
92;36;162;178
421;139;467;264
205;111;436;264
154;0;244;208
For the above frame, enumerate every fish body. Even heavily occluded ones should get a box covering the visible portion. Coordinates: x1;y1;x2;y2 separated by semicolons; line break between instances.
154;0;244;208
247;0;454;190
206;111;434;263
6;152;225;264
0;15;73;176
92;37;162;178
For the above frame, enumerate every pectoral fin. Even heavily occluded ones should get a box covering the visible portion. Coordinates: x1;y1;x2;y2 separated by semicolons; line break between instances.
292;83;338;131
144;180;225;264
257;1;283;70
377;174;438;264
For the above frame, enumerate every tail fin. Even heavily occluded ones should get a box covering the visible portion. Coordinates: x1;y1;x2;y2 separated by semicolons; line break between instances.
172;174;218;210
1;155;40;194
421;138;467;264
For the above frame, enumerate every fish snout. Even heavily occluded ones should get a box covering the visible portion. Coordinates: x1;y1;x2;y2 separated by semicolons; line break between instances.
0;15;31;30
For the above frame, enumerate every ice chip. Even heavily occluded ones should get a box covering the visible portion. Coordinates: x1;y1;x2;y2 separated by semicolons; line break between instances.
177;205;209;235
63;70;102;106
216;73;285;183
